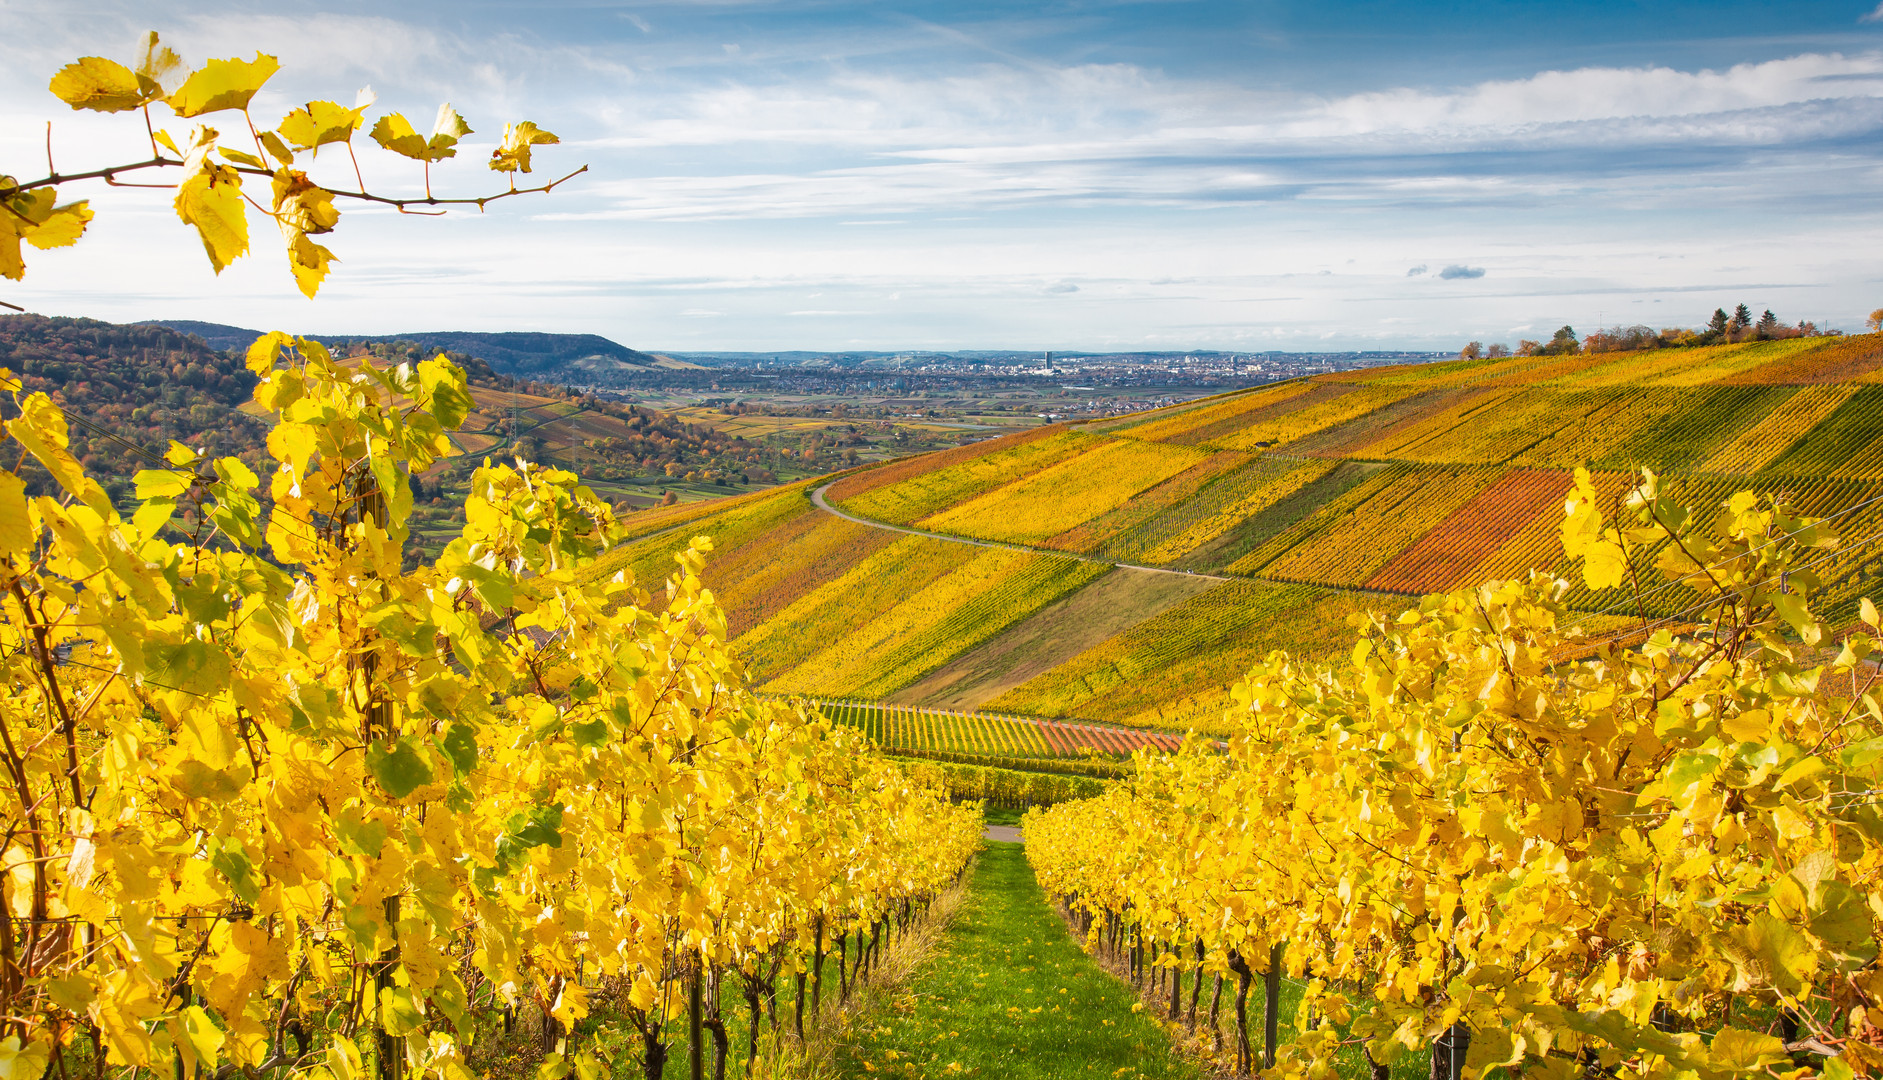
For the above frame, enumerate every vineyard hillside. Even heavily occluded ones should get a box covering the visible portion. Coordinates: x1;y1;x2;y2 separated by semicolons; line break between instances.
596;334;1883;735
0;315;889;565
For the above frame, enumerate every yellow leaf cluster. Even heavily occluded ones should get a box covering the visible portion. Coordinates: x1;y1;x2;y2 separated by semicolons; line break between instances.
0;343;981;1079
18;33;568;299
1029;473;1883;1080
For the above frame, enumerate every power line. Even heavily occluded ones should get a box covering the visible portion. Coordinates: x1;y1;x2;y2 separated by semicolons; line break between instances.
1587;487;1883;618
1573;523;1883;654
0;638;212;701
4;387;383;539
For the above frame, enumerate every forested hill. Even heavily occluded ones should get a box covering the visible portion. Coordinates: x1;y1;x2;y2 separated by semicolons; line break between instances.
0;315;268;505
143;320;666;378
0;316;835;532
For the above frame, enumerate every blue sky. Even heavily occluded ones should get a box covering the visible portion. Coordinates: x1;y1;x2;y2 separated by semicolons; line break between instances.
5;0;1883;351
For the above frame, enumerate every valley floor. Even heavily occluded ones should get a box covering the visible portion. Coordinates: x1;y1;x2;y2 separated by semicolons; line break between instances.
829;843;1202;1080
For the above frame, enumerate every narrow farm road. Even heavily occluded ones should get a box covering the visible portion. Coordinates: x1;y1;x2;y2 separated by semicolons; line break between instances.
830;842;1201;1080
809;482;1231;583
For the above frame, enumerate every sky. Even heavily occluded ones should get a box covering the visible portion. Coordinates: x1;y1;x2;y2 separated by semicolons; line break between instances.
4;1;1883;352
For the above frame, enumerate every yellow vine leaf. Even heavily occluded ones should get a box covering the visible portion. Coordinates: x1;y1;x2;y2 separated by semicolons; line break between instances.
550;981;588;1027
246;331;292;374
489;121;559;174
1560;467;1627;590
167;53;280;117
134;32;186;100
0;224;21;281
376;987;425;1037
627;971;659;1012
1;187;92;278
282;235;335;298
258;130;293;166
370;103;472;162
7;392;104;512
277;89;375;155
0;473;29;557
48;57;147;113
1704;1027;1788;1072
0;1036;51;1080
326;1037;362;1080
271;169;340;298
175;156;250;272
24;201;92;249
174;1006;225;1074
1771;591;1823;646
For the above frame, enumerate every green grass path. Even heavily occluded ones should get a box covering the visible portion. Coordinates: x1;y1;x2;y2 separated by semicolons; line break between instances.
831;841;1201;1080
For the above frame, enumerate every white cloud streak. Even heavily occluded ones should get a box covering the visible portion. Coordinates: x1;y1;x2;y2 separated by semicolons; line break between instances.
4;5;1883;348
551;51;1883;221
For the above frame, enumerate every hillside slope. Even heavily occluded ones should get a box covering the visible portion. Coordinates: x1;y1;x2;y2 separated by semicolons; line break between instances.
601;333;1883;735
0;316;865;567
143;320;672;377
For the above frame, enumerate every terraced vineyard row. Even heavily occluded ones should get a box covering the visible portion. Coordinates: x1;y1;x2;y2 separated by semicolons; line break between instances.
1763;386;1883;479
833;427;1090;524
1040;450;1253;556
806;699;1183;758
922;437;1214;544
1114;458;1334;566
766;549;1108;697
985;580;1372;736
578;333;1883;742
1700;384;1858;474
1258;465;1501;586
1363;468;1573;594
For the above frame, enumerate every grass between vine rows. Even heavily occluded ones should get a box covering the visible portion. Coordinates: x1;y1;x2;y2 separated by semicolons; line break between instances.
1065;913;1426;1080
981;804;1027;827
829;842;1203;1080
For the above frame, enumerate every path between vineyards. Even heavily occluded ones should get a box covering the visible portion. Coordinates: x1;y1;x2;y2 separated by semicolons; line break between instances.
829;842;1202;1080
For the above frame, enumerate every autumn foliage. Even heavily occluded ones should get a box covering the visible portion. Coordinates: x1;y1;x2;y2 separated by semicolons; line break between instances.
1028;470;1883;1079
0;37;980;1080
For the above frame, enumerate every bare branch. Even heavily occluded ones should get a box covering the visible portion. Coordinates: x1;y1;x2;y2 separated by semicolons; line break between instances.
0;158;179;199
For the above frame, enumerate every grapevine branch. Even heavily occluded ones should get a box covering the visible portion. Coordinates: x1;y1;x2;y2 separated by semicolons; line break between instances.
0;158;588;210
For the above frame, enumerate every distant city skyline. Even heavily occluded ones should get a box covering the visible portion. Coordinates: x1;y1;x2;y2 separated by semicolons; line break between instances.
3;1;1882;350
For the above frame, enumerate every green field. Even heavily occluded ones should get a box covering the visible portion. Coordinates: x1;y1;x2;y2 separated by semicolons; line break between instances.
830;844;1204;1080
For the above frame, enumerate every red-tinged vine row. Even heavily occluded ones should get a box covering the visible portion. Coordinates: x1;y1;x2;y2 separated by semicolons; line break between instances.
806;697;1181;762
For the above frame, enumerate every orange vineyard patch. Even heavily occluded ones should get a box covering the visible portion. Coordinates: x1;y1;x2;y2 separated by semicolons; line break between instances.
1365;469;1573;594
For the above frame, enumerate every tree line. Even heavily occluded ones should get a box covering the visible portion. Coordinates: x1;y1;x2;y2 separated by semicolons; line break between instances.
1459;302;1837;360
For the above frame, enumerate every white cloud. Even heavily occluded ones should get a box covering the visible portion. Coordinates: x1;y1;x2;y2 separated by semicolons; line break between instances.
4;6;1883;349
553;50;1883;222
1291;52;1883;136
584;50;1883;153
